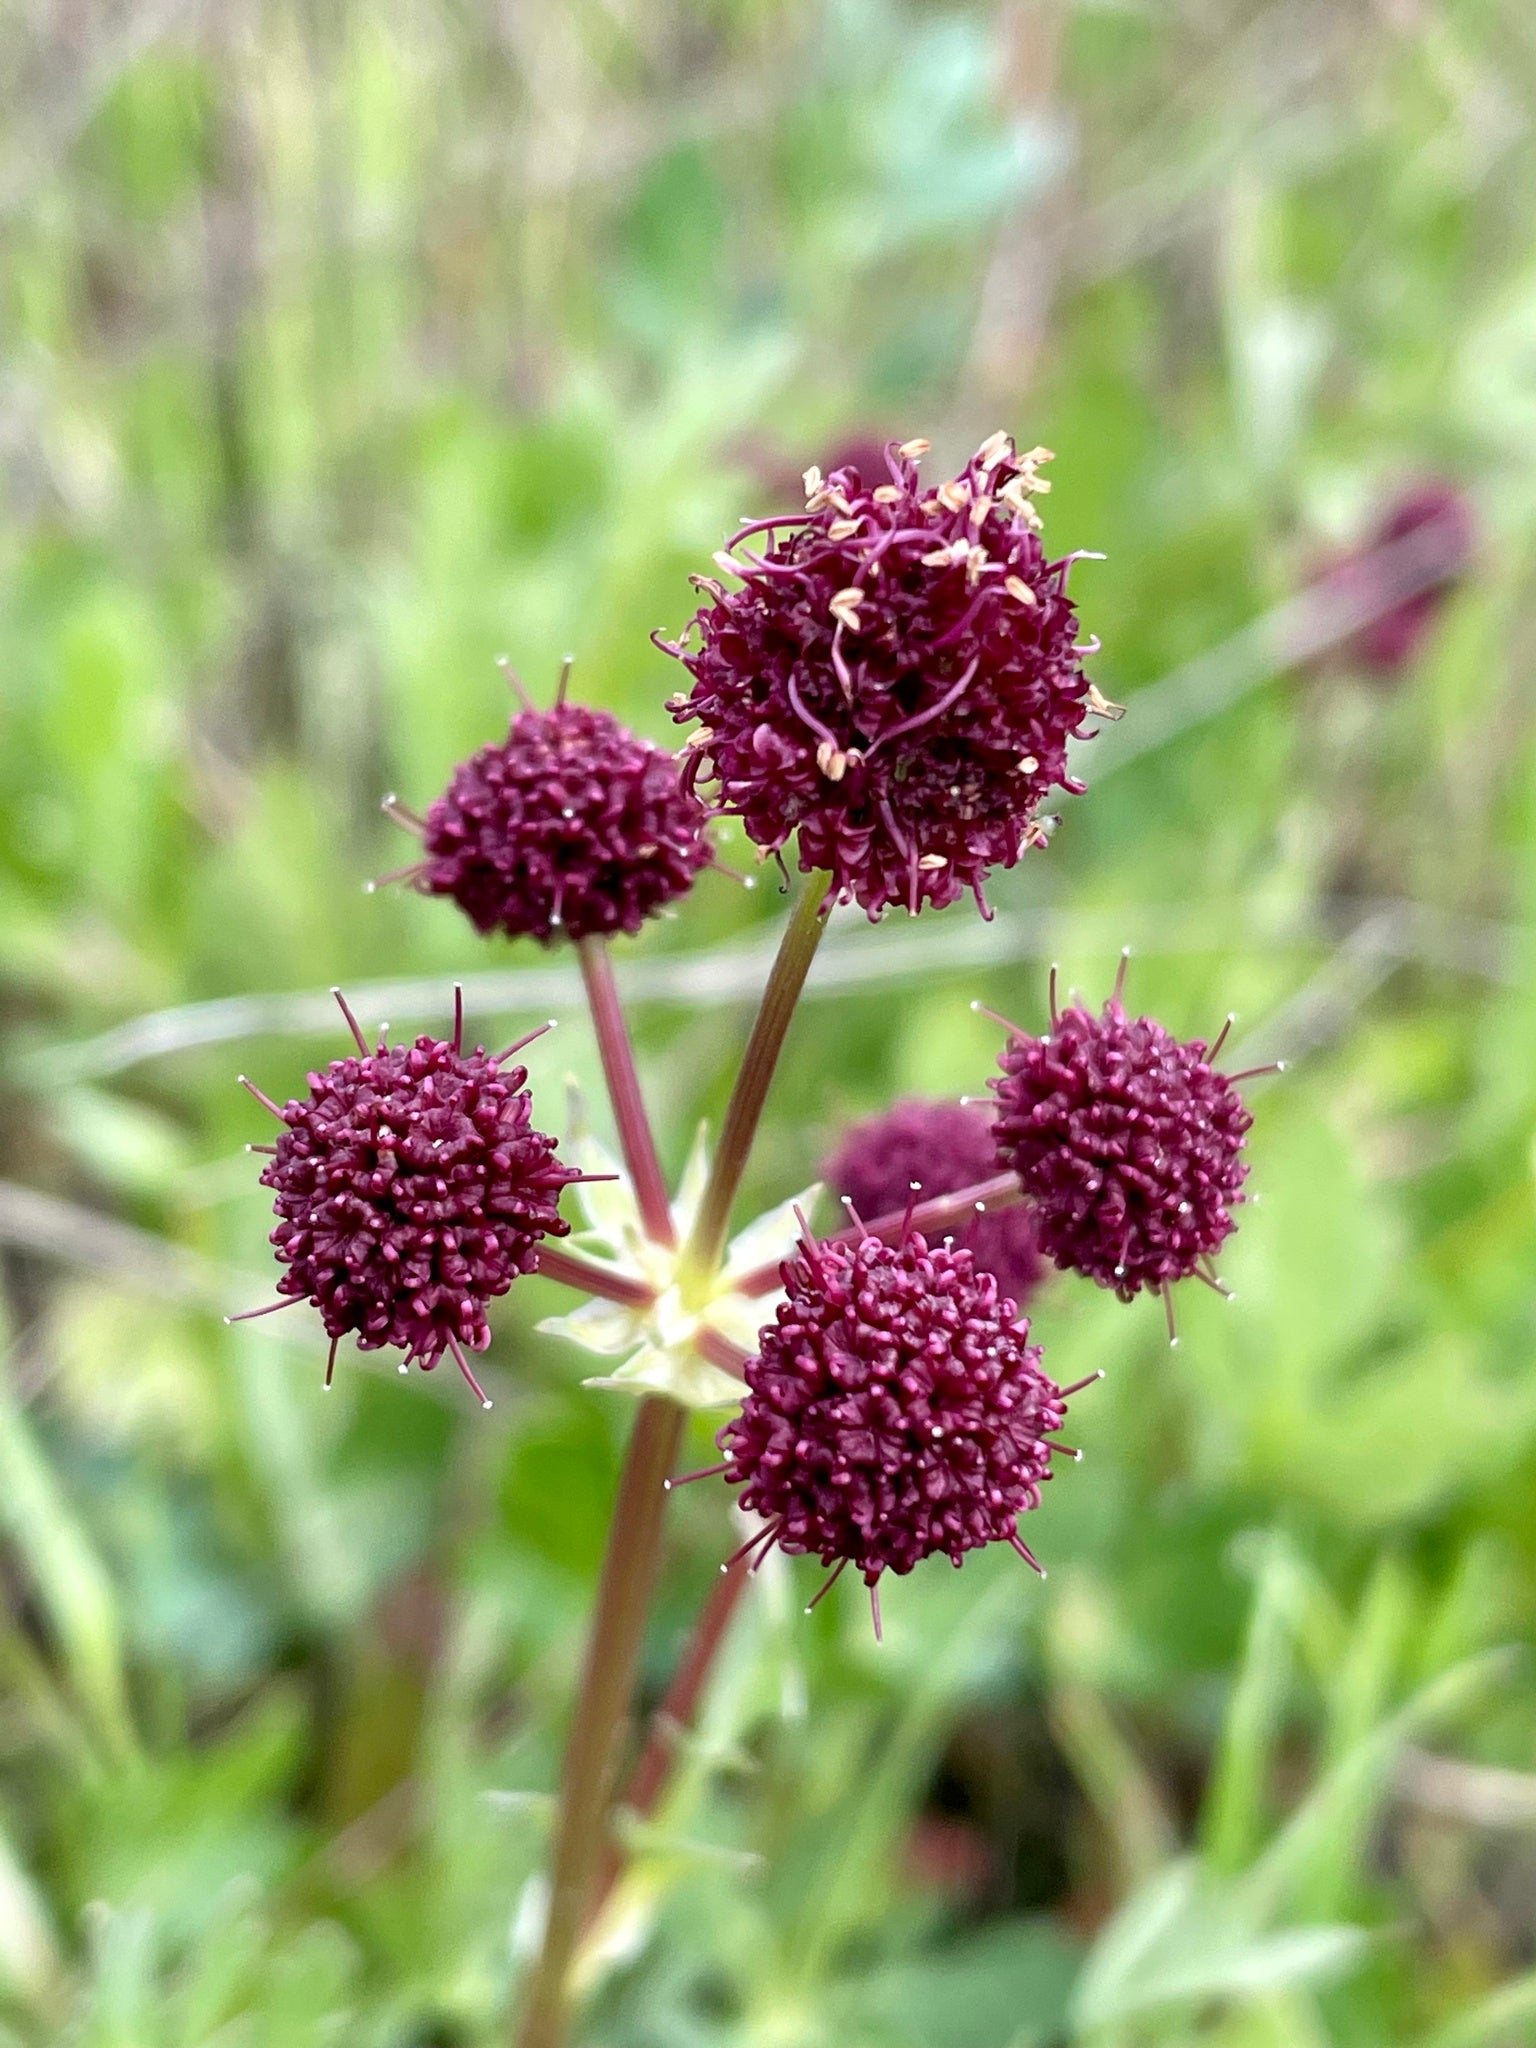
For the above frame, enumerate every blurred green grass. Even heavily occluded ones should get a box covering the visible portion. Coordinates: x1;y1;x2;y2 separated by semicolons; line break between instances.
3;1;1536;2042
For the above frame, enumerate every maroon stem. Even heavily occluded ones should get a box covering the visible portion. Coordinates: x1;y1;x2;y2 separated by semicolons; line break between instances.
734;1171;1024;1297
692;1324;752;1378
535;1244;656;1310
677;873;831;1304
578;937;675;1247
513;1397;684;2048
585;1552;752;1926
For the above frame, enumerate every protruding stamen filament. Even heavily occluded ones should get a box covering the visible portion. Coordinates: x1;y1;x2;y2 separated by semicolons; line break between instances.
452;984;464;1056
380;793;428;836
1048;963;1060;1028
332;987;370;1056
1009;1532;1046;1577
1058;1371;1105;1398
792;1204;828;1282
1162;1282;1179;1348
225;1296;304;1324
722;1522;779;1574
363;860;429;893
969;998;1027;1038
1112;945;1131;1005
869;1581;884;1642
325;1336;339;1388
1209;1013;1235;1063
805;1557;849;1613
663;1462;730;1492
496;654;536;711
447;1332;493;1410
495;1019;557;1065
1227;1061;1286;1082
238;1075;286;1120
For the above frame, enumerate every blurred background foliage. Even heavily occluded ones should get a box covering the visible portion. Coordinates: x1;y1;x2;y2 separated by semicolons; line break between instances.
2;0;1536;2041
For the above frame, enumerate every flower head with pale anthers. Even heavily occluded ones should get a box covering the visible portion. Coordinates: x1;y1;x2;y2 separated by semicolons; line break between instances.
234;990;580;1406
660;432;1111;919
714;1210;1084;1636
988;955;1280;1336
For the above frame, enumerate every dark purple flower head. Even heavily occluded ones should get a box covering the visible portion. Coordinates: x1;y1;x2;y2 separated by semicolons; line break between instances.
660;433;1107;920
824;1097;1043;1307
242;994;578;1405
990;979;1256;1306
719;1226;1067;1603
419;694;711;945
1320;480;1476;678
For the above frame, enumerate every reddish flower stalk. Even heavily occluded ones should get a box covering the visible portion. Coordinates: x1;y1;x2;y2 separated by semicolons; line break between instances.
577;937;675;1246
826;1096;1043;1303
585;1551;753;1928
676;873;832;1302
534;1244;656;1311
515;875;831;2045
513;1397;684;2048
733;1172;1023;1298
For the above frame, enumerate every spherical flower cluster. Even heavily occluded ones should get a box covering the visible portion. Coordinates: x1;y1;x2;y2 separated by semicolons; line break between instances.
990;990;1253;1303
824;1097;1042;1307
719;1228;1067;1597
420;696;712;944
244;996;577;1404
661;432;1105;920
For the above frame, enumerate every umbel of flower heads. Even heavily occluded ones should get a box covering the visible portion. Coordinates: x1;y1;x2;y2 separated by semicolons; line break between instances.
227;428;1283;2048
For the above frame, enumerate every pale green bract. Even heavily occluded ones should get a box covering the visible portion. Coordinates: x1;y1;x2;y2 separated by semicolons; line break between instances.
537;1088;819;1412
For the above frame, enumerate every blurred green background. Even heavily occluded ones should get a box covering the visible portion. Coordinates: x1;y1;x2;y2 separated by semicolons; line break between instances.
3;1;1536;2042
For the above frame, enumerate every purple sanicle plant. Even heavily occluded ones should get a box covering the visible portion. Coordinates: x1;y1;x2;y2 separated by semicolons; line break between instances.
228;430;1275;2048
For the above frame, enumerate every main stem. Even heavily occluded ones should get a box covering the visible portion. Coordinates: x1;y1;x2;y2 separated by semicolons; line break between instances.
677;873;831;1303
577;937;675;1246
514;876;831;2048
513;1395;683;2048
585;1551;752;1926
